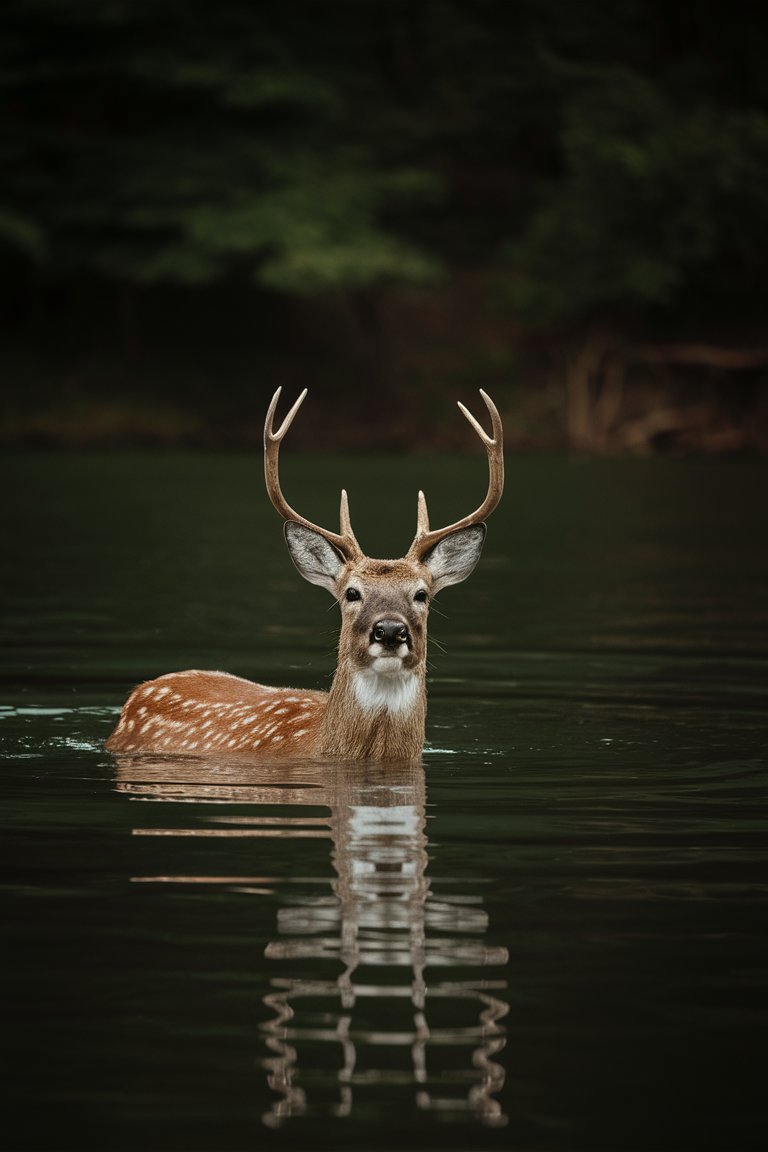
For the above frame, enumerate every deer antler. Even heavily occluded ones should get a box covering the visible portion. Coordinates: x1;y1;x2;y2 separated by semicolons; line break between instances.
264;388;363;561
407;389;504;561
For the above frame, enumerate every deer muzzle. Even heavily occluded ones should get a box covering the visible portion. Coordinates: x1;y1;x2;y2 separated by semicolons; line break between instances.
370;620;411;648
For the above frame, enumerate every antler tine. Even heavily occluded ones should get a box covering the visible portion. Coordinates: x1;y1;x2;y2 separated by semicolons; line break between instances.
458;386;503;446
264;388;362;560
416;489;430;535
265;385;308;443
339;489;354;538
408;389;504;561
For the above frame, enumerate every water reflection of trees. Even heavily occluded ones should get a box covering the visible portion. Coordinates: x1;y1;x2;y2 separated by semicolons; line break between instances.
114;756;509;1128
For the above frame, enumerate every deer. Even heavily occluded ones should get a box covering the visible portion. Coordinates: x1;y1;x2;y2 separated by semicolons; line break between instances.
105;388;503;761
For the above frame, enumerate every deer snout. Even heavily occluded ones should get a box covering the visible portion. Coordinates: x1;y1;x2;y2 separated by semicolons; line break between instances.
371;619;410;648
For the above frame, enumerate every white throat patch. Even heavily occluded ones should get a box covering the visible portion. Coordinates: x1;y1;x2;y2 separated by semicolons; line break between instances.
352;668;420;714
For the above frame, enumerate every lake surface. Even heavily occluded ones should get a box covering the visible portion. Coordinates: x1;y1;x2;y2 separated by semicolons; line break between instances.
2;451;767;1151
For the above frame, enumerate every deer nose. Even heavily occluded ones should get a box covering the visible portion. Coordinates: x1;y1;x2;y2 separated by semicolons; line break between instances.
371;619;410;647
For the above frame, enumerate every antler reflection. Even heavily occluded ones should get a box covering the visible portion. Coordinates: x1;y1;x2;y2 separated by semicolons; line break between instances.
114;754;509;1127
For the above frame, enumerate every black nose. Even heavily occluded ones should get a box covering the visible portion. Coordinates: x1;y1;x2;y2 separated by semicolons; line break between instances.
371;619;410;647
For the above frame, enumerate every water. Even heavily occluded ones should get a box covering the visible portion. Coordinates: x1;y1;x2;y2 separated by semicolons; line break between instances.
2;452;767;1151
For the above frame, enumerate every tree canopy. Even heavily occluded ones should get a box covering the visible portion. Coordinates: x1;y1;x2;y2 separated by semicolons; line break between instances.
2;1;768;451
3;0;767;323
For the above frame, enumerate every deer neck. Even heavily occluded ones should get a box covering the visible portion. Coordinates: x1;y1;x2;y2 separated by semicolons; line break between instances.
317;661;426;760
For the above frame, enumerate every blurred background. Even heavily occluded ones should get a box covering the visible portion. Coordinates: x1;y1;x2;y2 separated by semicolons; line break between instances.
2;0;768;453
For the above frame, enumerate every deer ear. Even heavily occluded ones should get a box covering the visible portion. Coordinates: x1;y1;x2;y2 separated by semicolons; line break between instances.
422;524;486;593
284;522;345;594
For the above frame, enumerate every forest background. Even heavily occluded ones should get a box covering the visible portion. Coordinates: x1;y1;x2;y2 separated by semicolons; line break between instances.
3;0;768;453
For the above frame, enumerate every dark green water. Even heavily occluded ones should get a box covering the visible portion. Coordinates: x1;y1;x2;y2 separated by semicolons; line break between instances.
2;452;767;1151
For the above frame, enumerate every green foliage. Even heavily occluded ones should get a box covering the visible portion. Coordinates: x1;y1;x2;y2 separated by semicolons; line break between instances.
0;0;443;291
0;207;46;260
104;158;441;289
506;67;768;319
2;0;768;325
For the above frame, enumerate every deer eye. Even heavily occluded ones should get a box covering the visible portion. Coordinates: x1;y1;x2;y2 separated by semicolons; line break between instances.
345;587;362;602
414;589;428;603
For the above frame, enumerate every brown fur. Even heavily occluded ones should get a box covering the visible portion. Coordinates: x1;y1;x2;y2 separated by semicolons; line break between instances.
106;388;499;762
106;557;433;761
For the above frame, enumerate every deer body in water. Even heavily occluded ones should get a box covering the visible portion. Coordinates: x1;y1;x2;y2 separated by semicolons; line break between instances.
106;389;504;761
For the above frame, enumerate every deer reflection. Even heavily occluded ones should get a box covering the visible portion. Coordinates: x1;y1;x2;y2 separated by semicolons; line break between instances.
114;755;508;1127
